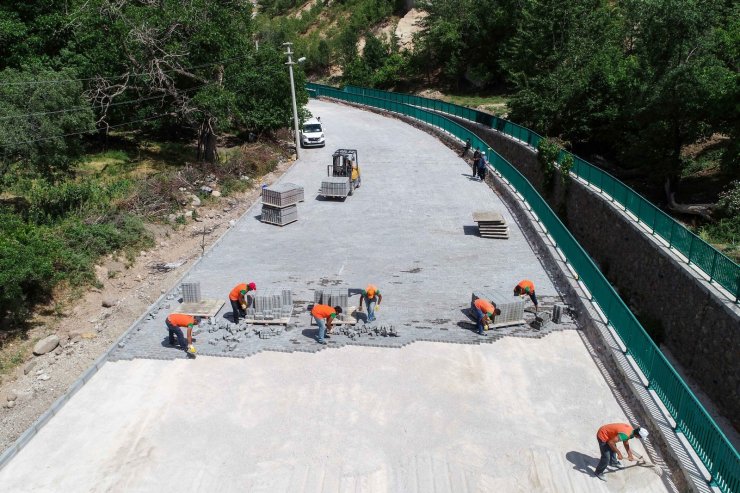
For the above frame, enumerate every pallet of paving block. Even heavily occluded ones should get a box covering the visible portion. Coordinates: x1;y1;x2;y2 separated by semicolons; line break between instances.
242;314;292;326
179;299;225;319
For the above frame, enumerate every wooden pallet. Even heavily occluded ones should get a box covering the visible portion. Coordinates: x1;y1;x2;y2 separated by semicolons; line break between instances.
242;314;292;326
180;299;225;319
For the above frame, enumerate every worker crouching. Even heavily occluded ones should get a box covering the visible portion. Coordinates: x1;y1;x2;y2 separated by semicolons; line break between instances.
593;423;649;480
514;279;538;310
472;298;501;335
166;313;197;355
358;284;382;322
229;282;256;323
312;304;342;345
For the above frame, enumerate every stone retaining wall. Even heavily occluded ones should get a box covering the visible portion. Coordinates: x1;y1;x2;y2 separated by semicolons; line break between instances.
455;117;740;431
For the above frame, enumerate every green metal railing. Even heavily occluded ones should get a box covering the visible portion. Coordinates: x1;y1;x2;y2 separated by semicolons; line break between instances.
306;82;739;493
327;84;739;303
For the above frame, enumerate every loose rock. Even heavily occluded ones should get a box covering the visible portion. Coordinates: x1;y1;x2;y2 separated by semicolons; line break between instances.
7;390;17;402
33;335;60;356
211;190;221;198
37;374;51;381
23;360;37;375
102;298;117;308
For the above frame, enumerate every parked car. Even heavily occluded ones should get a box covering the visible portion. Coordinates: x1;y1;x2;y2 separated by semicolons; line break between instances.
300;117;325;148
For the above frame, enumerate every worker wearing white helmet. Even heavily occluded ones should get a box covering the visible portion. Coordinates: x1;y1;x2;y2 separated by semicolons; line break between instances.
594;423;649;480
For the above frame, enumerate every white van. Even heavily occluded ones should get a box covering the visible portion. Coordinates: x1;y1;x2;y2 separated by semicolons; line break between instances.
300;118;325;148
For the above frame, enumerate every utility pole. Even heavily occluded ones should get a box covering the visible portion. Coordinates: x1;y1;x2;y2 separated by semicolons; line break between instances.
283;42;301;160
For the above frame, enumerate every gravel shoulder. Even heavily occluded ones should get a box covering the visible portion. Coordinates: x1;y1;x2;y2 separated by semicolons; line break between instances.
0;158;296;451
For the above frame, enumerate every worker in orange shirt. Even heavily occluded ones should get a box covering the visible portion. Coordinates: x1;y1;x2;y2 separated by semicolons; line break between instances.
229;282;256;323
311;304;342;345
166;313;198;355
514;279;538;310
358;284;382;322
472;298;501;335
593;423;649;480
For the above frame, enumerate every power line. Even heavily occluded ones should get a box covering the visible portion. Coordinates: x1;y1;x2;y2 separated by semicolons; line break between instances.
0;83;213;121
0;112;179;148
0;55;248;87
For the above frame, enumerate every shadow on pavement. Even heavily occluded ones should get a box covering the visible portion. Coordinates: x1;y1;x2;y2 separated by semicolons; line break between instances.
566;450;598;476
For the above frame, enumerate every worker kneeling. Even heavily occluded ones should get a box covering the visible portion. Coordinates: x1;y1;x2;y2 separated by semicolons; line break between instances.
312;304;342;345
229;282;256;324
166;313;198;355
473;298;501;335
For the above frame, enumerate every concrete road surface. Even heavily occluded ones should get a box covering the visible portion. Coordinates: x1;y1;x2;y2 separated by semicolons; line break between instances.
0;101;673;492
0;333;670;492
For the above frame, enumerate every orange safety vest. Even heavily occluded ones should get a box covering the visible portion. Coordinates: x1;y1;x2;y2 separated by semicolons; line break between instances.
167;313;195;327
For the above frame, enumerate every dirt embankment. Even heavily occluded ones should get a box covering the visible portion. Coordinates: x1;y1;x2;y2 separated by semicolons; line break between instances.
0;158;296;452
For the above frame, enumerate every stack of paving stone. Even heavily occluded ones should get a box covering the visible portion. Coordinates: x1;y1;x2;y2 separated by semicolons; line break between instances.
261;183;303;226
320;176;351;197
471;289;524;327
472;211;509;239
314;288;350;320
181;282;201;303
245;288;293;321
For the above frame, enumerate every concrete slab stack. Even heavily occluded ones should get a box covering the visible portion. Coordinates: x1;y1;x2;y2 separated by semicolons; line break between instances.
248;288;293;321
320;176;351;197
181;282;201;303
313;288;349;312
471;289;525;328
260;204;298;226
472;211;509;239
262;183;304;207
261;183;303;226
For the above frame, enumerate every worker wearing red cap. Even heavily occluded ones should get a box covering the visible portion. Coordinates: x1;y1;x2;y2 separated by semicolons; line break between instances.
593;423;649;480
514;279;538;310
166;313;198;355
311;304;342;345
473;298;501;335
358;284;382;322
229;282;256;323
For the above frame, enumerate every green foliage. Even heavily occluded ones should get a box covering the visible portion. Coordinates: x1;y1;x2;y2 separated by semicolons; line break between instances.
0;67;94;183
416;0;520;87
537;138;560;190
559;153;574;182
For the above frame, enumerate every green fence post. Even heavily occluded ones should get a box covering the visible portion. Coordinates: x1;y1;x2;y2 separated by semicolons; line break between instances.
709;253;718;283
687;235;695;266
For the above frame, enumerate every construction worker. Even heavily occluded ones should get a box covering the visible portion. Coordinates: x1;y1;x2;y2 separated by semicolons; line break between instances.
514;279;538;310
472;298;501;335
351;161;361;189
229;282;256;323
358;284;382;322
475;151;488;181
166;313;197;355
461;138;471;157
311;304;342;345
593;423;649;480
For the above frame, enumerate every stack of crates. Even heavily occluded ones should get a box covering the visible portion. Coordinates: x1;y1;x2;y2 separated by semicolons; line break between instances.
320;176;350;197
247;288;293;320
314;288;349;313
471;289;524;327
261;183;303;226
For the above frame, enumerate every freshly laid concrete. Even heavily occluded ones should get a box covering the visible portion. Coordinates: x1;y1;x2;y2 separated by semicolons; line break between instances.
0;333;670;492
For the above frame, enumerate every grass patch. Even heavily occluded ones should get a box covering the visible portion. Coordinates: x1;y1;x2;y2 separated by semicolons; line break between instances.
441;93;510;116
0;345;27;376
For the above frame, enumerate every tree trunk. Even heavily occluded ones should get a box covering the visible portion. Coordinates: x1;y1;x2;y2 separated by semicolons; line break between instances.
664;177;715;220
